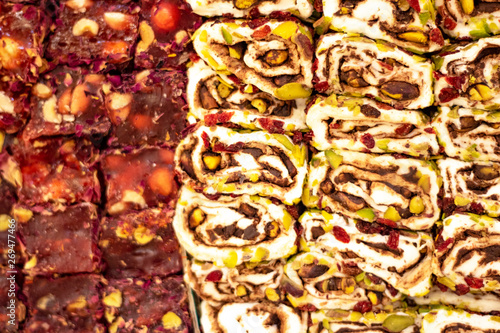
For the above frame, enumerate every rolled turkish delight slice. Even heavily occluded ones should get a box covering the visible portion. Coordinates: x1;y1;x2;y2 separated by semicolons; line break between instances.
321;0;444;53
100;208;182;278
47;0;139;67
185;258;284;307
173;187;297;267
175;125;307;205
422;309;500;332
436;0;500;39
434;37;500;109
438;158;500;217
283;251;399;311
200;301;307;333
433;213;500;295
187;0;313;19
187;60;307;132
307;95;438;157
16;203;100;276
315;34;434;109
23;274;104;333
304;151;441;230
0;81;30;133
300;211;434;297
309;310;420;333
101;147;178;215
25;68;110;140
101;276;191;332
413;286;500;313
104;70;188;147
433;107;500;162
193;20;314;100
0;3;50;81
12;137;100;206
135;0;202;69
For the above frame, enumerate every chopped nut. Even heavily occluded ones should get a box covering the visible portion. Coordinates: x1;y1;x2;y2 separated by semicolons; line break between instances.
58;88;72;115
103;290;122;308
70;84;91;115
24;256;37;270
274;83;311;100
11;207;32;223
234;0;257;9
175;30;188;44
203;155;221;170
189;208;205;228
264;50;288;66
0;91;15;114
43;95;63;124
133;225;154;245
106;92;132;125
409;196;425;214
341;277;356;294
470;84;492;101
236;285;247;296
72;18;99;37
36;294;55;311
266;221;279;238
217;83;233;99
65;0;94;11
32;83;53;99
104;12;133;31
0;215;10;232
460;0;474;14
265;288;280;302
66;296;88;312
148;168;173;196
137;22;155;53
162;312;183;329
251;99;267;113
398;32;428;44
0;37;24;70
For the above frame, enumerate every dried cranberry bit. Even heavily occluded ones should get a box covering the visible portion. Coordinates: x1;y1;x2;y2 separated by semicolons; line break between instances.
297;304;317;312
201;131;210;148
436;237;454;252
387;230;399;249
430;28;444;46
443;16;458;30
438;87;459;103
314;81;329;93
213;141;244;153
445;75;466;90
204;112;234;127
205;270;223;282
407;0;421;12
435;281;448;292
257;118;285;134
469;202;485;215
395;124;414;136
455;284;470;296
377;218;397;228
333;226;350;243
387;283;399;297
353;301;372;313
286;205;300;220
465;277;484;289
248;17;269;29
424;127;435;134
360;133;375;149
252;25;271;39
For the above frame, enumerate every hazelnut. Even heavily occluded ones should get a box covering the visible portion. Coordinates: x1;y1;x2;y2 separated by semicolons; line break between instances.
43;95;63;124
104;12;134;31
72;18;99;37
0;91;15;114
70;84;91;115
32;83;53;99
106;92;132;125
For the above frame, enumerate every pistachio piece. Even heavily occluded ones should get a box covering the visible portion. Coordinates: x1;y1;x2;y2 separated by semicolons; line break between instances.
384;206;401;222
356;208;375;222
266;221;279;238
274;83;311;100
203;154;221;170
251;99;267;113
236;285;247;296
264;50;288;66
341;70;369;88
221;27;232;44
341;277;356;294
367;291;379;305
265;288;280;302
223;251;238;268
380;82;420;101
437;276;456;291
217;83;233;99
383;314;415;332
133;225;154;245
325;150;343;169
454;196;471;207
162;312;183;329
103;290;122;308
418;174;431;193
473;84;493;101
234;0;257;9
251;247;270;262
229;47;241;59
460;0;474;15
272;22;297;40
409;196;425;214
398;32;428;44
189;208;206;228
474;165;499;180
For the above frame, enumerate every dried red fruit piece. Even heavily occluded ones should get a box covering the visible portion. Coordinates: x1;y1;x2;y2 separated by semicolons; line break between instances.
387;230;399;250
282;281;304;298
257;118;285;134
286;205;300;220
435;281;448;292
443;16;457;30
252;25;271;39
395;124;414;136
445;75;466;90
387;283;399;297
465;277;484;289
407;0;421;12
201;131;210;148
206;270;223;282
424;127;435;134
430;28;444;46
248;18;269;29
360;133;375;148
213;142;244;153
353;301;372;313
204;112;234;127
314;81;329;93
455;284;470;296
297;304;317;312
439;88;459;103
436;236;454;252
333;226;350;243
469;202;485;215
377;218;397;228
